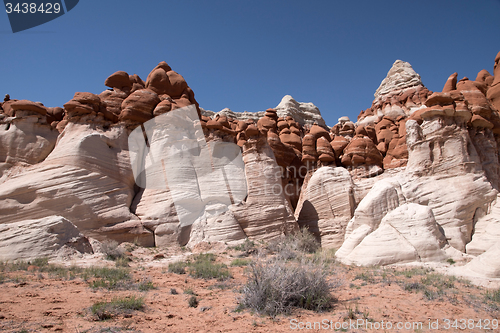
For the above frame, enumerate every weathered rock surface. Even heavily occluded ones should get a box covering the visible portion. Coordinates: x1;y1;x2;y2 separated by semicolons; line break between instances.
201;95;326;127
462;242;500;279
230;137;299;240
358;60;430;126
486;51;500;112
0;122;147;244
295;167;354;248
338;203;448;266
466;194;500;256
0;216;92;261
0;110;59;180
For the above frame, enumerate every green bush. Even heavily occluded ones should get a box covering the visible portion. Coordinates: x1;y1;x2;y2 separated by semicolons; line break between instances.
230;258;251;267
485;289;500;303
188;296;199;308
91;296;144;320
231;239;256;255
115;256;130;267
169;254;231;281
291;228;321;253
83;267;130;289
138;278;155;291
394;267;433;278
188;255;231;281
168;261;188;274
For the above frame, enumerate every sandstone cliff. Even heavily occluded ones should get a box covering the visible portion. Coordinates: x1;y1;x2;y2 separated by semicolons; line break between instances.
1;52;500;281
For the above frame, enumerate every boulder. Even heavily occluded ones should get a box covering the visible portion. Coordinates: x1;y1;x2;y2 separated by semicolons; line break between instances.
11;100;47;115
330;135;349;158
486;51;500;111
316;137;335;162
341;137;383;167
64;100;95;116
72;92;101;111
166;70;188;98
105;71;132;90
120;89;160;123
146;68;170;95
99;89;128;116
0;216;92;261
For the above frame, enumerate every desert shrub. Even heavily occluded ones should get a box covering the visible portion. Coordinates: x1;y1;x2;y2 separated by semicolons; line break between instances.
188;296;199;308
169;254;230;280
30;257;50;267
0;258;85;280
184;288;196;295
230;258;251;267
188;254;231;281
209;281;232;290
394;267;433;278
290;228;321;253
91;296;144;320
101;240;126;261
168;261;188;274
485;289;500;303
83;267;130;289
311;248;337;265
265;228;320;261
404;282;424;291
4;260;29;271
41;264;84;280
137;277;155;291
354;272;374;283
421;274;456;289
240;257;338;317
114;256;130;267
192;253;216;262
399;272;457;301
231;239;256;256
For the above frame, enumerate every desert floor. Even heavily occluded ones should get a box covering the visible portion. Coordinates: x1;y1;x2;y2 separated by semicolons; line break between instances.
0;241;499;333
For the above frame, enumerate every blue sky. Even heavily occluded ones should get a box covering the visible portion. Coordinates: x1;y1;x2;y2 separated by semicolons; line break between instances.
1;0;499;126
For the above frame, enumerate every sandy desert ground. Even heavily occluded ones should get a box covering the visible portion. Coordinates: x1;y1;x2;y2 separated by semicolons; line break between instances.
0;240;499;333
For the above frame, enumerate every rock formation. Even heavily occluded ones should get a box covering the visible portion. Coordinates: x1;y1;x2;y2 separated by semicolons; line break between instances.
202;95;326;127
1;52;500;283
358;60;431;125
336;52;500;276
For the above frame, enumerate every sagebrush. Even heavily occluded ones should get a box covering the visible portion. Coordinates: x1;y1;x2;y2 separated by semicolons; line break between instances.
240;256;339;317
